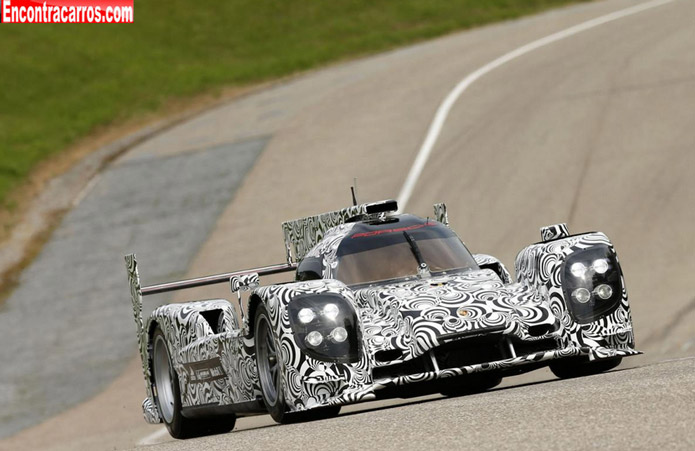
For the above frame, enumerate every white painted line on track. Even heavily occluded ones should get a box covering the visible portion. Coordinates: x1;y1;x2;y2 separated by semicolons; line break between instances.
137;426;170;447
396;0;676;212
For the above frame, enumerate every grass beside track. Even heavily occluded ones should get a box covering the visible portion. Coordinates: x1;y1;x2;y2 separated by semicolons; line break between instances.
0;0;589;208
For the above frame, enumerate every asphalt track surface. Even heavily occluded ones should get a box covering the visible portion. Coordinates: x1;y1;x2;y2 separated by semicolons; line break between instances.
143;357;695;451
1;0;694;449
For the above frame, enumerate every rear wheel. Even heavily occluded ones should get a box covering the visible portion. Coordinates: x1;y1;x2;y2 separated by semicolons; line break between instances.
439;374;502;397
254;305;341;423
152;328;236;439
550;357;622;379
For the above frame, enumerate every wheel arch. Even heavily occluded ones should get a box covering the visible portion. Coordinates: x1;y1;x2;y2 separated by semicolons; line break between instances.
247;293;264;337
145;319;160;381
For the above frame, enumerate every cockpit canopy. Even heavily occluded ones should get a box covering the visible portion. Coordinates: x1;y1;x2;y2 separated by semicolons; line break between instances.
296;215;478;285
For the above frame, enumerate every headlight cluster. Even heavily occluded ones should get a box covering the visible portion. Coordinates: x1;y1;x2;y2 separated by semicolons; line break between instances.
562;245;622;323
288;294;360;363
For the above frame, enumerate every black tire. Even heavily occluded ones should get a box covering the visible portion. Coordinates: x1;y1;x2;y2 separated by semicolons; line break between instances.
254;304;342;424
440;374;502;397
152;328;236;439
550;357;622;379
254;304;291;423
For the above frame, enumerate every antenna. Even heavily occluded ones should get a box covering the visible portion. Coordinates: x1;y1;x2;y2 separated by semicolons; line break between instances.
350;178;358;206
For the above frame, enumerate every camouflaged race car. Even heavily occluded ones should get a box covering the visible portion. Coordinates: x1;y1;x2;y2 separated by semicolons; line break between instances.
125;199;639;438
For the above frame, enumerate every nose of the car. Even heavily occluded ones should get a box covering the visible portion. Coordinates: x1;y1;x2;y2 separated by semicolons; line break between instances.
353;272;553;360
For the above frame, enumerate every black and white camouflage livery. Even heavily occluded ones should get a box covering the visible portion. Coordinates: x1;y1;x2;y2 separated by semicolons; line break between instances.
125;200;639;436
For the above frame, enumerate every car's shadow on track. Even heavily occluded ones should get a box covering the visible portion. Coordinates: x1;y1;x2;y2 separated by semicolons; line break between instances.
140;363;649;447
229;366;638;436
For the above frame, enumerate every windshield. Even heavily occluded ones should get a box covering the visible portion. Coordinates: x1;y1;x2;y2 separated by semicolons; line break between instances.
335;222;478;285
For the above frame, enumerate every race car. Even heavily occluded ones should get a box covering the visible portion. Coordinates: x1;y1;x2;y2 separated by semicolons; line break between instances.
125;199;639;438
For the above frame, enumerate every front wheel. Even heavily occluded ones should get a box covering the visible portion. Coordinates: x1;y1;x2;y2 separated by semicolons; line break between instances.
254;304;341;424
152;328;236;439
255;304;291;423
550;357;622;379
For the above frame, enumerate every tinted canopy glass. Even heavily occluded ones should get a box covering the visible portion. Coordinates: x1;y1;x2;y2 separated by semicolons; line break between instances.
335;217;478;285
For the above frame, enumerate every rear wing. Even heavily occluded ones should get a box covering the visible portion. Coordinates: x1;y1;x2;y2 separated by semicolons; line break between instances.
125;255;296;332
281;199;400;263
137;262;295;296
281;204;367;264
125;254;296;368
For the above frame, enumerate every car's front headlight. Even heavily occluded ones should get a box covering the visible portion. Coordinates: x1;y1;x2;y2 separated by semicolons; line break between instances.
562;245;623;323
288;294;360;363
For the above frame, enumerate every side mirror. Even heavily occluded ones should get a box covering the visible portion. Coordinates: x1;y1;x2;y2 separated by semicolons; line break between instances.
230;273;259;292
230;273;259;326
540;223;569;242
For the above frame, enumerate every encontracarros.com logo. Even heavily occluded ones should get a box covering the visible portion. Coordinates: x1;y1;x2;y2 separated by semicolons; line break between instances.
2;0;133;23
